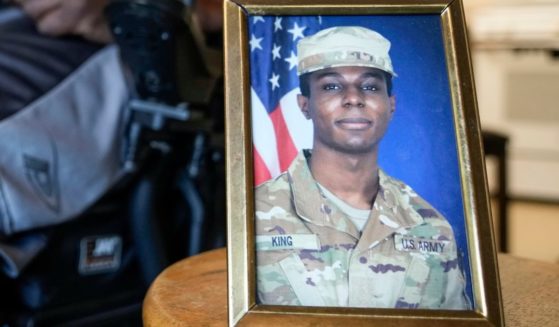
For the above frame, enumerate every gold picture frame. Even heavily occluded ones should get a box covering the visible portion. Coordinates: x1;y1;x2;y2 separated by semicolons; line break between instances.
225;0;503;325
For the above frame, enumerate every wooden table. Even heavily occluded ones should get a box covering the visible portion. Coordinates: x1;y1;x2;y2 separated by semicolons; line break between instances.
143;248;559;326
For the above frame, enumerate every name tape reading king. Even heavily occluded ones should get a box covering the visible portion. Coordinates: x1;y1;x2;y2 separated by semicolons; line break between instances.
256;234;321;251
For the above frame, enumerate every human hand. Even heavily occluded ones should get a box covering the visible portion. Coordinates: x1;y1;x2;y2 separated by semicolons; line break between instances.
14;0;112;44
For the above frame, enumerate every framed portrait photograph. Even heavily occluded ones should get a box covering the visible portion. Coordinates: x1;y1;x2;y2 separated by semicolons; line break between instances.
225;0;504;325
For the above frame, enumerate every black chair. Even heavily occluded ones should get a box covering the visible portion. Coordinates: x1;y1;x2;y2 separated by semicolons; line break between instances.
482;130;509;253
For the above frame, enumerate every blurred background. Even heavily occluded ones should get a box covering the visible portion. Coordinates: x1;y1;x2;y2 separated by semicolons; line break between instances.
464;0;559;263
0;0;557;325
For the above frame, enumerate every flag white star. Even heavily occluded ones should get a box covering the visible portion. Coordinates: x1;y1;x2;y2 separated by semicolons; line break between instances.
285;51;298;70
274;17;283;31
249;34;263;52
272;44;281;60
287;22;306;41
253;16;265;24
269;73;280;90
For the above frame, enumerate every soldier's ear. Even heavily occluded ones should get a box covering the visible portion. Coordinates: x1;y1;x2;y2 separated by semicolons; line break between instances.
389;95;396;119
297;94;311;120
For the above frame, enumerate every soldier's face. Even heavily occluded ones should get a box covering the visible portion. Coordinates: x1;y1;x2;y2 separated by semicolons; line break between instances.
297;66;395;155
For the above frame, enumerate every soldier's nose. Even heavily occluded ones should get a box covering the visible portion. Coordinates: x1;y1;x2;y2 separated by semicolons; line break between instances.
343;87;365;108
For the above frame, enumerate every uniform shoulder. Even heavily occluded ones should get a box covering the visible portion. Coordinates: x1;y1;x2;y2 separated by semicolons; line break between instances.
255;172;290;200
254;172;304;234
409;197;455;242
381;171;455;238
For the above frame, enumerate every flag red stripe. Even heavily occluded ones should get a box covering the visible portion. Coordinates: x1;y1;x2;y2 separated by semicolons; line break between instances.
269;105;298;172
253;146;272;186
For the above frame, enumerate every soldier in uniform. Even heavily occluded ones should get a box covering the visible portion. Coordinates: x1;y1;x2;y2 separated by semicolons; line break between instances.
255;26;471;309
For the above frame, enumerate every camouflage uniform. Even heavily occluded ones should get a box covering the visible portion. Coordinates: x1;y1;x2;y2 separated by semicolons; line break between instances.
255;150;470;309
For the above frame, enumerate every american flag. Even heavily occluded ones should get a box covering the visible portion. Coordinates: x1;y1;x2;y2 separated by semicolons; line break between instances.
249;16;323;186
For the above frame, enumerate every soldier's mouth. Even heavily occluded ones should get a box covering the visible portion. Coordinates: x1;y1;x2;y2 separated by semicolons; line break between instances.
336;118;372;130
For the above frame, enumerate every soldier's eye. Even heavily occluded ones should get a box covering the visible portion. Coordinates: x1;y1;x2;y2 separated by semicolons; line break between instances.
322;83;341;91
362;84;379;91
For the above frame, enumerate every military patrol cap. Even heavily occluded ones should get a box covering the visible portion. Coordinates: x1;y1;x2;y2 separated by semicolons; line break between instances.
297;26;396;77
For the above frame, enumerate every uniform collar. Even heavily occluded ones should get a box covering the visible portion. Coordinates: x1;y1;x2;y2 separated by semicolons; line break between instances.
288;150;360;238
353;170;425;254
288;150;425;247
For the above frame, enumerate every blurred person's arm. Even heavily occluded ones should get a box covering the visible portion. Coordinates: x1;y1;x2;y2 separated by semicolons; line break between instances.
13;0;111;43
194;0;222;34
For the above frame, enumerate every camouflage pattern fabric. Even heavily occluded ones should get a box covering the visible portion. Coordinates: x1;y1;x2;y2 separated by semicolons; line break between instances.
255;150;471;309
